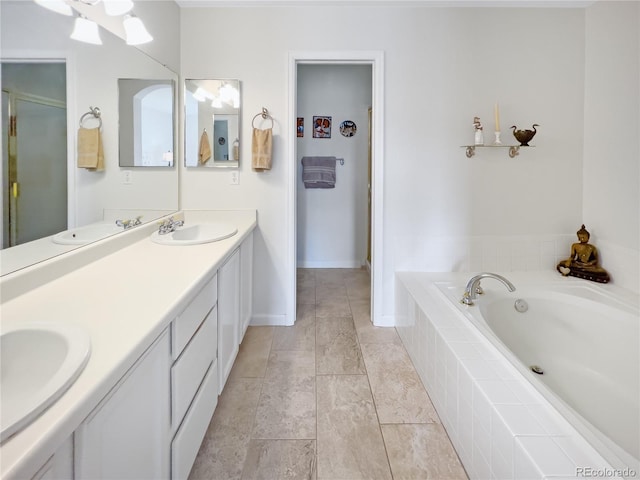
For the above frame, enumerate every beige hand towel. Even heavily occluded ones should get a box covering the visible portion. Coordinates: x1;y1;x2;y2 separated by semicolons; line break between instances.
199;129;212;165
252;127;272;171
77;127;104;171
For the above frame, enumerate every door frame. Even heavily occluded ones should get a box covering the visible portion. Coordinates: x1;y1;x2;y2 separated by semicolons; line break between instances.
1;51;77;244
286;51;385;326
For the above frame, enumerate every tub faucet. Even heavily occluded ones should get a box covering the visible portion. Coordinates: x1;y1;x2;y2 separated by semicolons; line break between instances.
461;272;516;306
158;217;184;235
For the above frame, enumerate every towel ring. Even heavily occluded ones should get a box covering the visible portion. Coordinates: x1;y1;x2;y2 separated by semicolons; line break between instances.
80;106;102;129
252;107;273;129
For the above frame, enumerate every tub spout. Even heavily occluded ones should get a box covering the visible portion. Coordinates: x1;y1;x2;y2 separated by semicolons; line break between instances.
461;272;516;306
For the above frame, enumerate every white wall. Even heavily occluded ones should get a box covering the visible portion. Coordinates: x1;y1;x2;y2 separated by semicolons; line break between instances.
584;1;639;292
296;64;372;268
180;6;591;325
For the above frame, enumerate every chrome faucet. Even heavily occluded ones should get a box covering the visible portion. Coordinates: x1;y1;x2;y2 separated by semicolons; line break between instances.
158;217;184;235
461;272;516;306
115;216;142;230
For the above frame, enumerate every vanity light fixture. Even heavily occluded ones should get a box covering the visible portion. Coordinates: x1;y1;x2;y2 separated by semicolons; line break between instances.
34;0;73;16
123;13;153;45
102;0;133;16
33;0;153;46
70;14;103;45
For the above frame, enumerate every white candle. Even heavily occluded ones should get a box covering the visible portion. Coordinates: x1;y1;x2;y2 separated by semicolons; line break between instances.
494;103;500;132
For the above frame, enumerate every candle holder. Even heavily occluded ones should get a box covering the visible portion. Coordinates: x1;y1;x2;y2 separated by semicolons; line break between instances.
493;131;502;145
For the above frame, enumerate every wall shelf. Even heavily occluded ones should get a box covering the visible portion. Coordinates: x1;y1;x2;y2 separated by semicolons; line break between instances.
462;145;533;158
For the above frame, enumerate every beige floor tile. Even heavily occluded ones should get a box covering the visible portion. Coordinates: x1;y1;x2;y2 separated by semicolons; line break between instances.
356;323;402;345
272;314;315;352
266;350;316;378
316;283;348;301
190;269;469;480
361;342;440;424
316;375;392;480
314;269;347;285
297;284;316;305
297;269;316;287
189;378;263;480
229;326;274;379
241;439;317;480
316;317;365;375
346;280;371;301
315;297;351;317
381;423;468;479
252;374;316;439
349;298;371;320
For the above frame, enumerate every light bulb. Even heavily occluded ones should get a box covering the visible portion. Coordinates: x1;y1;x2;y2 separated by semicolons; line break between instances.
70;16;103;45
193;88;208;102
34;0;73;16
103;0;134;16
123;14;153;45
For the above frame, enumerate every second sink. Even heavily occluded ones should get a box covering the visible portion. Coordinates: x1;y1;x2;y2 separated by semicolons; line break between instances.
1;323;91;443
150;223;238;246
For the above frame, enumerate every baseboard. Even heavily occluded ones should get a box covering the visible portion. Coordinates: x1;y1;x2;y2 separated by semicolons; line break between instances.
297;260;363;269
249;313;292;326
372;313;395;327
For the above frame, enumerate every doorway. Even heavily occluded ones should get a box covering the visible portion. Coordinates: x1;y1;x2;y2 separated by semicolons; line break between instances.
1;62;67;247
287;51;384;327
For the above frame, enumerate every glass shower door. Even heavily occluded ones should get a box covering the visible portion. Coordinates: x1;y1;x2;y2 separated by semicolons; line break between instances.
4;94;67;246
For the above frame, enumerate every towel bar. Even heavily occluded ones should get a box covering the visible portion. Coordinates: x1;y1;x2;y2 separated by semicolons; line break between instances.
252;107;273;129
80;106;102;129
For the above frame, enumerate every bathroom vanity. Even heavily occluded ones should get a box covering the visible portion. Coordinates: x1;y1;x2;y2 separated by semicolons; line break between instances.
0;210;256;480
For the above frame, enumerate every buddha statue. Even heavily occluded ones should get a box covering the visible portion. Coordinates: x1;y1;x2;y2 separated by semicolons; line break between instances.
556;224;610;283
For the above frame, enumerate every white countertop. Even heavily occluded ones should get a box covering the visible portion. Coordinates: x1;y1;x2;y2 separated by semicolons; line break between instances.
0;210;257;479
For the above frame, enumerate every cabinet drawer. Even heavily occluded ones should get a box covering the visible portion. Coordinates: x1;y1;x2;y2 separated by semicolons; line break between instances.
172;305;217;429
171;359;219;480
172;274;217;359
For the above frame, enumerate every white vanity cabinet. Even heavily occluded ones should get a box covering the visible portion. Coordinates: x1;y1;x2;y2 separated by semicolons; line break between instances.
74;329;171;480
30;436;73;480
239;230;253;340
217;248;240;393
170;274;219;480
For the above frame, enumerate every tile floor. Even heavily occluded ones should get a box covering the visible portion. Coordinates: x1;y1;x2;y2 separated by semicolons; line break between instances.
189;268;469;480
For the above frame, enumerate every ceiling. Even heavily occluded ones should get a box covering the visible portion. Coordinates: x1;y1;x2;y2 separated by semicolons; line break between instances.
174;0;596;7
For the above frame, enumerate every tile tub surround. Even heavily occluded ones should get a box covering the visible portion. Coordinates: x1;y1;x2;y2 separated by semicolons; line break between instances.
189;268;468;480
395;272;630;480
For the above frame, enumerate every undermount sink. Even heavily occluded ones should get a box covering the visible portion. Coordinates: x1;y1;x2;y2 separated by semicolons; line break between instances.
52;222;123;245
0;323;91;443
150;223;238;246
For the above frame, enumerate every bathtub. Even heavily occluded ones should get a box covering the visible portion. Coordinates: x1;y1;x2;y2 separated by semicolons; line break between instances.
395;271;640;479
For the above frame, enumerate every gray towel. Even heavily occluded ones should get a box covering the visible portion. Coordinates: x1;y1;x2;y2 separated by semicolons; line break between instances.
301;156;336;188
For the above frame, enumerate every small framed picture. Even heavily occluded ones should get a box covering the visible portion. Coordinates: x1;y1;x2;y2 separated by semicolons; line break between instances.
340;120;357;137
313;116;332;138
297;117;304;137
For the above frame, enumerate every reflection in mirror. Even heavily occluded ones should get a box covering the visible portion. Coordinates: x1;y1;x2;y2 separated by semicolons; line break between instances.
184;79;240;168
0;1;179;276
118;79;175;167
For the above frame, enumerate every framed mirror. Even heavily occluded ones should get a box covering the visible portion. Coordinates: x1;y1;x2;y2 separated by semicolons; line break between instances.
184;79;240;168
118;78;175;167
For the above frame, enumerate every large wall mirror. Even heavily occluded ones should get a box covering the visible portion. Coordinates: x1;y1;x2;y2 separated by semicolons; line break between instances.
0;2;179;276
184;79;241;168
